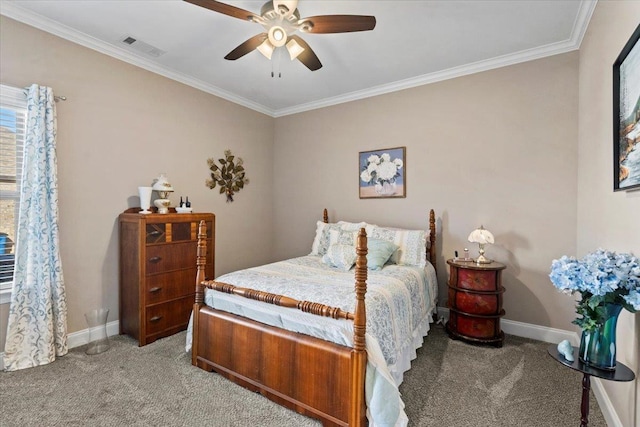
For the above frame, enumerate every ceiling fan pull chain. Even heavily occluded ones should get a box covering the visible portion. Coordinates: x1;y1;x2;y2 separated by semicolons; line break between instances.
271;47;282;78
277;48;282;78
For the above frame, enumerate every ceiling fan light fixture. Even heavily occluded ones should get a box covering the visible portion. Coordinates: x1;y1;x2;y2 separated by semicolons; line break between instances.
285;38;305;60
256;39;274;59
268;26;287;47
186;0;376;72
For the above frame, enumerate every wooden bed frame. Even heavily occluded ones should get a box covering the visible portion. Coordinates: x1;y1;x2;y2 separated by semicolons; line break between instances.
191;209;437;427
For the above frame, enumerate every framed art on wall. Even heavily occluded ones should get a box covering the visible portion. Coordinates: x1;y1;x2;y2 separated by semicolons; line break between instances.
613;23;640;191
359;146;406;199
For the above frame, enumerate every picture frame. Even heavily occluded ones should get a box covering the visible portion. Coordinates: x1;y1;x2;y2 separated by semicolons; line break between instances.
359;146;406;199
613;24;640;191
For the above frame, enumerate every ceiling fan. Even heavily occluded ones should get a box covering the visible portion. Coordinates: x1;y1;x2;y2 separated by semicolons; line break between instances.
184;0;376;71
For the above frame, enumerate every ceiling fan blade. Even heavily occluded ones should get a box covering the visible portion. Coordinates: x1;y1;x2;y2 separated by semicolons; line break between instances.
298;15;376;34
225;33;268;60
289;35;322;71
184;0;259;22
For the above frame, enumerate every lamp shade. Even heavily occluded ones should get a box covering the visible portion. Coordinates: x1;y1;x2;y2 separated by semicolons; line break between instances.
468;226;494;245
468;225;494;264
152;173;173;192
286;38;305;60
257;39;275;59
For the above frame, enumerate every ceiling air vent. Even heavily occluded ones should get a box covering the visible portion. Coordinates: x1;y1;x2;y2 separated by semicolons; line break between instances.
119;35;166;58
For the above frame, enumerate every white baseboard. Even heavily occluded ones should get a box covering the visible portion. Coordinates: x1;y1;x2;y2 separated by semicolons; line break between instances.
66;320;120;349
1;320;120;371
592;378;625;427
436;307;579;345
501;317;580;346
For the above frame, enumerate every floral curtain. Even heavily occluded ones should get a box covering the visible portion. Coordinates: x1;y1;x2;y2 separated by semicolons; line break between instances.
4;84;67;371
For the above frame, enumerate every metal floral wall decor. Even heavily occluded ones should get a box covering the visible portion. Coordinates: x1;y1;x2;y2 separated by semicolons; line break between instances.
206;149;249;202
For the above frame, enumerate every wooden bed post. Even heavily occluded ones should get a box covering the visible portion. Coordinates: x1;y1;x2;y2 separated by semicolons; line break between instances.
192;220;207;366
350;228;368;427
323;208;329;224
429;209;437;276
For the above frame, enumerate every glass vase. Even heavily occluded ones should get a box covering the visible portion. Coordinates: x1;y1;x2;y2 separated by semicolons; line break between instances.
578;303;622;370
374;181;397;196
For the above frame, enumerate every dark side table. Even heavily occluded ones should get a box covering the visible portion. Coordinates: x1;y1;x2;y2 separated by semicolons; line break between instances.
547;344;635;427
446;259;506;347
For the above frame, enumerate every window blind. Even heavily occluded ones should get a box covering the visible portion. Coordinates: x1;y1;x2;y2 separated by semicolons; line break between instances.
0;85;27;286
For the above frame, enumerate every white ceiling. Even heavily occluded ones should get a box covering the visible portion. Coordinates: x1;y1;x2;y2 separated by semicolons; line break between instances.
1;0;596;117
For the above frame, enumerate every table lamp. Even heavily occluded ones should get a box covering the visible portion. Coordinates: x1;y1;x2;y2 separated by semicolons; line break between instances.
152;173;174;214
468;225;494;264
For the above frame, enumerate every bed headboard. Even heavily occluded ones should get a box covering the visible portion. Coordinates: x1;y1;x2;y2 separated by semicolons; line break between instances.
321;208;437;276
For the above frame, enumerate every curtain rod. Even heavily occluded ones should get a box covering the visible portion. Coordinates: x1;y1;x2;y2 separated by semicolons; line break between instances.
13;85;68;102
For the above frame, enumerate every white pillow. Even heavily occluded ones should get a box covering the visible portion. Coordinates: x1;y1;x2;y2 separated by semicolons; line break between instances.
311;221;367;256
310;222;343;256
328;229;359;247
369;226;427;267
322;244;357;271
337;221;368;231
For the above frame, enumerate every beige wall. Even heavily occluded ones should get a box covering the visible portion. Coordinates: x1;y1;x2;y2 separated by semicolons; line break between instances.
273;53;580;331
0;16;275;351
2;6;637;425
577;2;640;426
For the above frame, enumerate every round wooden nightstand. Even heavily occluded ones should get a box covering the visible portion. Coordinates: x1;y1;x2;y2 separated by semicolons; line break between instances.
445;259;506;347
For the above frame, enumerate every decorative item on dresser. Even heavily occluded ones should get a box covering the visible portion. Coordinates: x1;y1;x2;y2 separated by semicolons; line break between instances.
446;258;506;347
138;186;152;214
119;208;215;346
189;209;438;427
152;173;174;214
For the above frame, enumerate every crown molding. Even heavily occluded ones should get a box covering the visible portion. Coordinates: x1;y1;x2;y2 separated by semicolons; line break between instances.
0;2;275;117
274;0;598;117
569;0;598;49
1;1;597;118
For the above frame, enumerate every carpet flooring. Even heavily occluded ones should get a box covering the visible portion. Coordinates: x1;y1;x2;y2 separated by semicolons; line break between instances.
0;324;607;426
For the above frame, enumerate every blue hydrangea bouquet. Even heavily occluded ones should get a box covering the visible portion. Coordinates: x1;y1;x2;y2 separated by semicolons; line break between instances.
550;249;640;331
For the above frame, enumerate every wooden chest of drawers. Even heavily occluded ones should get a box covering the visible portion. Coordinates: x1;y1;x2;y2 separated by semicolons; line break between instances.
445;259;506;347
119;209;215;346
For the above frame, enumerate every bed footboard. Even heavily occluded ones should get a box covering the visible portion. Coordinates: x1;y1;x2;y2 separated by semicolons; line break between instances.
194;306;356;426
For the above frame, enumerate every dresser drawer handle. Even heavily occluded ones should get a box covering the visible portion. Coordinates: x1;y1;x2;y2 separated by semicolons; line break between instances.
149;287;162;293
149;256;162;263
149;315;162;322
148;230;162;236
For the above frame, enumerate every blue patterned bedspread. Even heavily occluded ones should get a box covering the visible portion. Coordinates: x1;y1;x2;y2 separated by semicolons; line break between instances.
206;255;436;371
